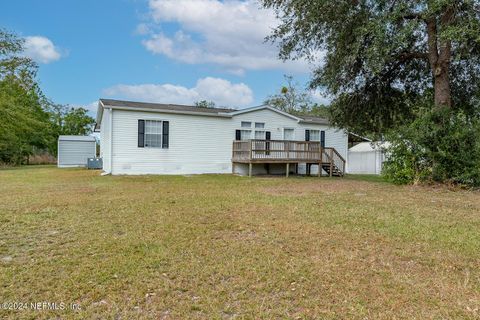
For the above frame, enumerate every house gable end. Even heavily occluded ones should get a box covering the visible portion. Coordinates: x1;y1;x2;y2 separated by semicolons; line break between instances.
228;105;301;123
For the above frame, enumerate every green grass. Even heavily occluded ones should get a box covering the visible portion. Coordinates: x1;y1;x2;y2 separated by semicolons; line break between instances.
1;166;479;319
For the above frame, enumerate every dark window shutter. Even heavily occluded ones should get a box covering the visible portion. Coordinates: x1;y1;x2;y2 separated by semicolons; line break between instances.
265;131;271;155
305;129;310;141
235;129;241;140
162;121;169;148
320;130;325;148
138;119;145;147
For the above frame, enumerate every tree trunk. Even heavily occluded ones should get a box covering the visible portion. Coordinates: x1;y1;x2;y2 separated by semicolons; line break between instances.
433;62;451;108
426;10;453;109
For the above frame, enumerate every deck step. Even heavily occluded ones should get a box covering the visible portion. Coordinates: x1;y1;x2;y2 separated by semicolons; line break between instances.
321;164;344;177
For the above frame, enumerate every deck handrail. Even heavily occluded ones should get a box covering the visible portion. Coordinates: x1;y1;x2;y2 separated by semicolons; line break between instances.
322;147;345;176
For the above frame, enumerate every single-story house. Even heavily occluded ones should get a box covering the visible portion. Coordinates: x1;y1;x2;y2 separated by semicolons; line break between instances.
347;141;389;175
94;99;349;176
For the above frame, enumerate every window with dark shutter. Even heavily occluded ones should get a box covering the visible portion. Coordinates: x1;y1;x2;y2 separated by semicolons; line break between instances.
305;129;310;141
138;119;145;147
162;121;169;148
235;130;241;141
320;130;325;148
265;131;271;155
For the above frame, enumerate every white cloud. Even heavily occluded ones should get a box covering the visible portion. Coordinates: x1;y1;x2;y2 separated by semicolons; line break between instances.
311;89;331;105
141;0;311;74
103;77;253;107
23;36;62;64
135;23;151;35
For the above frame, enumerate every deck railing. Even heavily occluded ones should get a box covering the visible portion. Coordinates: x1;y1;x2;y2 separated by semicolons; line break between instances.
232;139;345;169
232;139;322;162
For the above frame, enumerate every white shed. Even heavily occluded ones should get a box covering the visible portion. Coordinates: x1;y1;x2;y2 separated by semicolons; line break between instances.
57;135;96;168
347;142;388;175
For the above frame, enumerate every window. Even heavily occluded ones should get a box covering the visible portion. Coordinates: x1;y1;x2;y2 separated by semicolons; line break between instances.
145;120;162;148
310;129;320;141
241;121;251;128
240;130;252;140
255;130;265;139
283;128;294;140
255;122;265;128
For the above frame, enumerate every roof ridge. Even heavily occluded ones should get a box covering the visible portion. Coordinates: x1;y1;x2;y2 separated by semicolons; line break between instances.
99;98;237;112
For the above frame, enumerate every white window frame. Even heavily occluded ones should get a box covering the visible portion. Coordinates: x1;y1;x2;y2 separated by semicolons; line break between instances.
255;122;265;129
308;129;321;141
239;129;252;140
283;128;295;140
241;121;252;128
254;130;266;140
144;119;163;148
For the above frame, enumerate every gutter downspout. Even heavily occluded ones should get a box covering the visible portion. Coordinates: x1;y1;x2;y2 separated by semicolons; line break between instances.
109;108;113;174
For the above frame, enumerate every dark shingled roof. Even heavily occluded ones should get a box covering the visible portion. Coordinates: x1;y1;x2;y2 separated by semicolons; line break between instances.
95;99;330;131
298;115;329;125
100;99;236;115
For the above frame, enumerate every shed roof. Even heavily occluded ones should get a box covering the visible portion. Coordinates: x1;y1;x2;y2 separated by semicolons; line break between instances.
349;141;390;152
58;135;96;142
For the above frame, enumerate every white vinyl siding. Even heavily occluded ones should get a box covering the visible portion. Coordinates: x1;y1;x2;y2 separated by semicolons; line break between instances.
110;110;233;175
100;108;111;172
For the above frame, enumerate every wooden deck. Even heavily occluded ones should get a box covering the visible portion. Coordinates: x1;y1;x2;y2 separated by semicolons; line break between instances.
232;140;346;177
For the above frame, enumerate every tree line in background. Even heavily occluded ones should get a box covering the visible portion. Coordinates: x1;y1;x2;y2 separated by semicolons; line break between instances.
262;0;480;186
0;29;94;165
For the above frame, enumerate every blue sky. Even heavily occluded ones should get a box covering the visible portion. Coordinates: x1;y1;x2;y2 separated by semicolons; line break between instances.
1;0;324;114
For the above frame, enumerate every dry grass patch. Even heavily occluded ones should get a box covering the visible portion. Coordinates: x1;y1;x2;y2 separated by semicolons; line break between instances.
0;166;479;319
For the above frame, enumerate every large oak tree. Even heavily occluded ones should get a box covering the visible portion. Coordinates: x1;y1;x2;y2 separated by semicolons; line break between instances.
261;0;480;134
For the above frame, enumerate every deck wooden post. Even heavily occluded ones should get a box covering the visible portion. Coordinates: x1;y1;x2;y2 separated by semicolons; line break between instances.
249;140;253;161
286;163;290;177
249;163;252;177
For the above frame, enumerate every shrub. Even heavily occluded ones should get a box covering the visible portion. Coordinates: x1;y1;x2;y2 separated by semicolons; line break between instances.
382;108;480;187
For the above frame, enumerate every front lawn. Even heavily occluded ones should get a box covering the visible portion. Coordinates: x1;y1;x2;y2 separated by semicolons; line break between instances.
1;166;479;319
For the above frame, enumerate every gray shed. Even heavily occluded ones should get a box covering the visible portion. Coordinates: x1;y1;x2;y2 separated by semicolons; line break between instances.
57;135;96;167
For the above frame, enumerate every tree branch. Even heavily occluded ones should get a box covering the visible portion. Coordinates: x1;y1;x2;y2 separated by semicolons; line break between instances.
426;18;439;68
397;51;429;61
401;12;424;20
